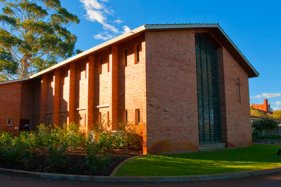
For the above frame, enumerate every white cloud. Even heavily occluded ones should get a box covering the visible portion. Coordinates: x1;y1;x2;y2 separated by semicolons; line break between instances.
252;93;281;99
80;0;118;33
80;0;131;40
114;19;123;24
122;25;131;33
275;101;281;106
94;32;114;40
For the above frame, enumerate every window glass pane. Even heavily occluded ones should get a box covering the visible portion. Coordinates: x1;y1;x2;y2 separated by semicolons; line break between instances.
196;34;221;143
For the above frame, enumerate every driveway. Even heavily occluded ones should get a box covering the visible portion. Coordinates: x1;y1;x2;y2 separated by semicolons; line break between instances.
0;174;280;187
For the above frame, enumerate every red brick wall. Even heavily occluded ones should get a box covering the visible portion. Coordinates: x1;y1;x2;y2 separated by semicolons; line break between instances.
222;47;252;147
0;82;22;133
32;79;41;128
117;36;147;152
76;61;88;132
118;36;147;123
46;74;54;125
20;81;35;129
60;67;70;125
96;51;111;129
145;30;199;154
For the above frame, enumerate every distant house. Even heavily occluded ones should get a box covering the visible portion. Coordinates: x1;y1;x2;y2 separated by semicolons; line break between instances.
0;24;258;154
251;99;273;114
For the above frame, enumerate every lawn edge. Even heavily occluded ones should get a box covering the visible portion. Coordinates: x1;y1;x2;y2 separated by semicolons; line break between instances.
110;155;142;176
0;166;281;183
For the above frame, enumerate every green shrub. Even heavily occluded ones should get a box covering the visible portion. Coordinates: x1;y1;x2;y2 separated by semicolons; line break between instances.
86;142;110;174
0;132;13;155
95;130;142;152
35;124;52;149
252;118;279;136
33;125;68;171
97;132;115;153
127;133;143;151
17;131;38;150
0;123;141;173
253;134;281;140
2;135;32;168
65;123;86;151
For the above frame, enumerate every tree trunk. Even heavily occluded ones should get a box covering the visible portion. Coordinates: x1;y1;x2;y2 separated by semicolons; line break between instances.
20;55;29;79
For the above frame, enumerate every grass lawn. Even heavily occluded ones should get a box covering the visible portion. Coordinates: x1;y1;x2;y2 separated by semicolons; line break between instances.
115;144;281;176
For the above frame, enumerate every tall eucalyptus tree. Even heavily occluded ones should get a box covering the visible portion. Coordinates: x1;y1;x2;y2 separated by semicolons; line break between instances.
0;0;79;80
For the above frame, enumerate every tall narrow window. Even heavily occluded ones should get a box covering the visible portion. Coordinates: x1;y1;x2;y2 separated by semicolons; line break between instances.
135;44;140;64
83;113;86;126
107;59;110;72
124;49;128;67
237;78;241;102
196;34;222;144
124;110;128;122
98;112;102;124
99;58;103;74
107;111;110;127
135;109;140;125
85;64;87;79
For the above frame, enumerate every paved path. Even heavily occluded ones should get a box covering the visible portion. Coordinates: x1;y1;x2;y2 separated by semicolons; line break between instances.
0;174;280;187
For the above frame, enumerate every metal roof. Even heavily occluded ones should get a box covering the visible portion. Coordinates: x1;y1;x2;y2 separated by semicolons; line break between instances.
25;24;258;79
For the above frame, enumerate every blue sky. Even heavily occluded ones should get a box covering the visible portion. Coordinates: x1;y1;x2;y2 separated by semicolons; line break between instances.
61;0;281;109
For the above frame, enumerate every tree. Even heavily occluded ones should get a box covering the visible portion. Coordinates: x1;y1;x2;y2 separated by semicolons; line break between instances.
0;0;79;80
270;110;281;120
250;107;267;118
252;118;278;137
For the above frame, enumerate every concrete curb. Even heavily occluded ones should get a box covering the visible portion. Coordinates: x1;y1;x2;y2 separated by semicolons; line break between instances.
0;167;281;183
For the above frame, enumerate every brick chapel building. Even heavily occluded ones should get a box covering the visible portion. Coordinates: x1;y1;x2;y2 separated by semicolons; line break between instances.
0;24;258;154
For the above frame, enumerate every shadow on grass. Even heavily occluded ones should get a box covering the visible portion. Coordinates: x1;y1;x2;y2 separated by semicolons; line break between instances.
115;144;281;176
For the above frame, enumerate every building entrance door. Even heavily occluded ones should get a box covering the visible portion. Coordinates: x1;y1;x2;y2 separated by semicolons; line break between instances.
19;119;31;131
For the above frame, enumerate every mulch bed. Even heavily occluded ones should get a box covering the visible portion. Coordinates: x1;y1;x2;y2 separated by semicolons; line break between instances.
0;152;136;176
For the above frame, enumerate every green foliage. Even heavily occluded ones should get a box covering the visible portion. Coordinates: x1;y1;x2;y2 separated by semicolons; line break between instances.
270;110;281;120
0;0;80;79
253;134;281;140
252;118;278;132
65;123;87;150
86;142;110;174
92;129;142;153
252;118;279;138
0;131;13;155
0;132;32;168
0;123;142;173
250;108;267;118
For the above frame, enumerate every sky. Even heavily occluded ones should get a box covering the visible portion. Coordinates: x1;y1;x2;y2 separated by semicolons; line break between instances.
61;0;281;109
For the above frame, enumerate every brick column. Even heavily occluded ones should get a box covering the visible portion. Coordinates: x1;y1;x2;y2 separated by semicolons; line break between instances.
39;75;48;124
53;69;61;126
111;46;119;130
87;55;95;131
69;63;76;124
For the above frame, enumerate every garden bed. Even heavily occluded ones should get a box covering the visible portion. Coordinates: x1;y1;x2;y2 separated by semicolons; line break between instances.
0;124;142;176
0;153;132;176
